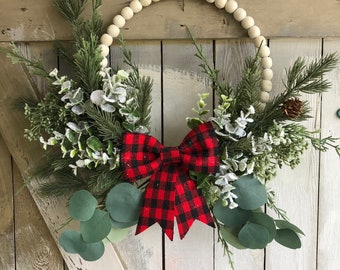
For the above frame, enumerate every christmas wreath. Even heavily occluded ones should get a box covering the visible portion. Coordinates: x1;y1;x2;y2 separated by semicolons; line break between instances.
7;0;340;268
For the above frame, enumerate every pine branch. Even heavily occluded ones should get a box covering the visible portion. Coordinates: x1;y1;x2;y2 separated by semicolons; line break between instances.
53;0;88;23
120;36;153;130
87;167;123;195
85;104;123;141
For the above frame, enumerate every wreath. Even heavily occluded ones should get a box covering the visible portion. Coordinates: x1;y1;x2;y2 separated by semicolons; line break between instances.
6;0;340;268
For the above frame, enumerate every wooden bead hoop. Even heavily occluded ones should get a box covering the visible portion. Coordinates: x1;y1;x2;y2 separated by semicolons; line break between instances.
98;0;273;105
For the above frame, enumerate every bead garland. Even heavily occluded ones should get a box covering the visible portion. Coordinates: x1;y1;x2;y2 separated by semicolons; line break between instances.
98;0;273;105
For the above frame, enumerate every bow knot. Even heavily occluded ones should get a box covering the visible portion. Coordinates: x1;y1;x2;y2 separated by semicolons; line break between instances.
160;147;181;165
120;122;219;240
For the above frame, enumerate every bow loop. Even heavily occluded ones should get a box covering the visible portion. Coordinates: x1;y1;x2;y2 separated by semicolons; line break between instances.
120;122;219;240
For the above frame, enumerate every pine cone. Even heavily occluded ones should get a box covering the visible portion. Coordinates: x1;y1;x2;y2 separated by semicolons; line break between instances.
282;98;303;119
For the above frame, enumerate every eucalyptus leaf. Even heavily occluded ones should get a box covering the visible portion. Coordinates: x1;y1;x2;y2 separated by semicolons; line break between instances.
59;230;87;254
275;229;302;249
275;220;305;236
78;241;105;261
80;209;112;243
213;199;250;228
106;227;130;244
106;183;143;223
232;175;268;210
87;136;103;151
238;222;269;249
220;226;246;249
250;212;276;242
111;217;138;229
68;190;97;221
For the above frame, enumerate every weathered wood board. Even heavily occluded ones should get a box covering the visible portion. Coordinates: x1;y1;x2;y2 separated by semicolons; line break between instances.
2;0;340;42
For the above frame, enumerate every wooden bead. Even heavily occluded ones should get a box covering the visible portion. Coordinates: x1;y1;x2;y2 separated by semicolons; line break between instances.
113;15;126;28
215;0;227;9
130;0;143;13
260;91;270;103
241;16;254;30
206;0;215;3
248;25;261;38
100;57;108;68
100;34;113;46
107;24;120;37
259;45;270;57
121;7;134;20
262;68;273;80
254;35;267;48
261;80;273;92
98;44;109;57
233;8;247;21
225;0;238;13
261;57;273;69
140;0;152;6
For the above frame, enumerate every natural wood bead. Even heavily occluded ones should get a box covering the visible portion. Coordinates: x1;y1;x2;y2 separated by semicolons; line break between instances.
100;34;113;46
107;24;120;37
113;15;126;28
130;0;143;13
259;45;270;57
121;7;134;20
260;91;270;103
261;80;273;92
100;57;108;68
261;57;273;69
215;0;227;9
241;16;254;30
140;0;152;6
233;8;247;21
206;0;215;3
254;35;267;47
248;25;261;38
98;44;110;57
262;68;274;80
225;0;238;13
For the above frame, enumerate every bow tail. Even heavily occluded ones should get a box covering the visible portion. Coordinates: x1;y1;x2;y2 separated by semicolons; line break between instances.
135;168;176;240
174;175;215;239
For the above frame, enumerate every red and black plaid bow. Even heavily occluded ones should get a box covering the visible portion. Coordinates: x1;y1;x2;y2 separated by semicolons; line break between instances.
120;122;219;240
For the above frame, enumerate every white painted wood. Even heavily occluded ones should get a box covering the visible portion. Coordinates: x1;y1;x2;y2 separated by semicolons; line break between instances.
214;39;265;270
318;38;340;270
110;41;163;270
162;40;214;270
265;38;322;270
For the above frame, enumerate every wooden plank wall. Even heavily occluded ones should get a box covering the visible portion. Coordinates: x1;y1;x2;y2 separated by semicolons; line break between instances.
1;0;340;269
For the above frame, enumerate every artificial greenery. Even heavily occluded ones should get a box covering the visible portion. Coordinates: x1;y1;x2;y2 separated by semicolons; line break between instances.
8;0;340;267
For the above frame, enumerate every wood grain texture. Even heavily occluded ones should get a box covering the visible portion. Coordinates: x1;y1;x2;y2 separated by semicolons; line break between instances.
318;38;340;270
214;39;265;270
0;136;15;270
2;0;340;42
265;38;322;270
0;42;126;270
110;41;163;270
162;40;214;270
13;163;64;270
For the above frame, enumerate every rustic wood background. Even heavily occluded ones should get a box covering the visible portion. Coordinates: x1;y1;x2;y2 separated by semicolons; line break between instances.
1;0;340;269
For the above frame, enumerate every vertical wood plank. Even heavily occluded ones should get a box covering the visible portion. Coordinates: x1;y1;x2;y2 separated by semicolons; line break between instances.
266;38;322;270
163;40;214;270
318;38;340;270
110;41;163;270
13;163;64;270
214;39;265;270
0;136;15;270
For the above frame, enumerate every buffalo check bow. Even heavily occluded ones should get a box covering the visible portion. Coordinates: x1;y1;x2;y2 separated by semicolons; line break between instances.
120;122;220;240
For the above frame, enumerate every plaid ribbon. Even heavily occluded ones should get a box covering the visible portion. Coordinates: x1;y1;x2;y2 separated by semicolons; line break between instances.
120;122;219;240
